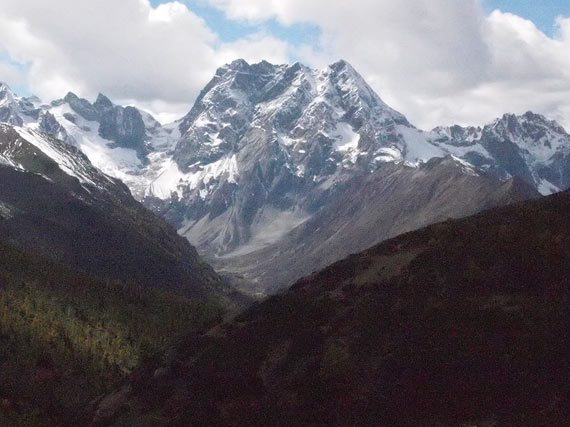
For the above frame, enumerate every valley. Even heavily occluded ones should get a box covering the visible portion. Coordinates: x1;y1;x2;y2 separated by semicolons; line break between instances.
1;57;570;426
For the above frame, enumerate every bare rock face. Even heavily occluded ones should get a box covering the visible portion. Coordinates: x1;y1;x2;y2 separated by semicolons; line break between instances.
95;94;147;155
64;92;101;122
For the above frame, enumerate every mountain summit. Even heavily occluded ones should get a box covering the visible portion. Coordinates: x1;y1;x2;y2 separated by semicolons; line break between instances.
146;59;436;258
136;60;541;290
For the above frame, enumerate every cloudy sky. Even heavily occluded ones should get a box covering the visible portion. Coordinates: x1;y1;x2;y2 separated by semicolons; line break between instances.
1;0;569;128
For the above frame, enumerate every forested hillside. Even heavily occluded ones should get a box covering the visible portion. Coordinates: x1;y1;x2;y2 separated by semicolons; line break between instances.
0;241;224;426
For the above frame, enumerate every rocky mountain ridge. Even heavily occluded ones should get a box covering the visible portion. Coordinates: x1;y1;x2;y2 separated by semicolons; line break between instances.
0;122;227;299
433;111;570;193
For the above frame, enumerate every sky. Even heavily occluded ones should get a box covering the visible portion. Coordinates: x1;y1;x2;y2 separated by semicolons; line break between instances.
485;0;569;35
0;0;569;128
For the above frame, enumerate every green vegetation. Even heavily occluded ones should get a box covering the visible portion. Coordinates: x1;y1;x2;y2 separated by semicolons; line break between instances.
107;191;570;426
0;241;224;425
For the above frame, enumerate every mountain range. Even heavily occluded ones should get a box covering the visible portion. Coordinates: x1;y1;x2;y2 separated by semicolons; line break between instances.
3;59;566;292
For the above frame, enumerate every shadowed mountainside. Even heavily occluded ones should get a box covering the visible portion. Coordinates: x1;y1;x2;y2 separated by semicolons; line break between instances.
0;124;228;299
0;240;226;426
99;189;570;426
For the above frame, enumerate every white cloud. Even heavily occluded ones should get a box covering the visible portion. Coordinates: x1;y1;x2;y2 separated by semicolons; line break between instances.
0;0;289;121
206;0;570;129
2;0;570;130
217;33;290;66
0;62;26;87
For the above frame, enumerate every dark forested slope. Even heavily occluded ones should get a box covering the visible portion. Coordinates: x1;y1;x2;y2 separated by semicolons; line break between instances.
0;241;225;426
102;189;570;426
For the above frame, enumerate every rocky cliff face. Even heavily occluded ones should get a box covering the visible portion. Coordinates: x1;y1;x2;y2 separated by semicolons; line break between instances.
62;91;148;155
94;94;148;154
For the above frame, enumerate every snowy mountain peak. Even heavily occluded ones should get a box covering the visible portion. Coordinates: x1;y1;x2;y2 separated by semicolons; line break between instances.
491;111;568;140
328;59;357;78
94;93;114;112
226;58;250;71
0;82;15;101
173;59;416;175
329;58;350;70
433;111;570;194
63;91;77;100
0;82;41;126
327;59;410;127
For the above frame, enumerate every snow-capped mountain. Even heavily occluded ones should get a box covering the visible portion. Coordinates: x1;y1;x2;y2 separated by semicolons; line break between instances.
433;111;570;195
0;83;43;127
0;59;566;291
152;59;448;198
0;83;180;198
145;60;453;255
141;61;548;258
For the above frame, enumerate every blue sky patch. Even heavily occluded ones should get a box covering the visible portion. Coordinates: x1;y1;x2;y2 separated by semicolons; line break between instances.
485;0;570;35
150;0;321;45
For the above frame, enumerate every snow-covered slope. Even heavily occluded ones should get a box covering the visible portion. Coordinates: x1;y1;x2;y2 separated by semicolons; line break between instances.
0;83;180;198
0;122;119;192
